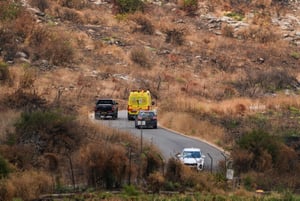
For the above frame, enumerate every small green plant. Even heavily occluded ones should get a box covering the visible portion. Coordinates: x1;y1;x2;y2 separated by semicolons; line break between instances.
0;1;21;21
290;51;300;60
243;175;254;191
288;106;300;115
115;13;128;21
0;155;10;178
225;12;244;21
122;185;140;196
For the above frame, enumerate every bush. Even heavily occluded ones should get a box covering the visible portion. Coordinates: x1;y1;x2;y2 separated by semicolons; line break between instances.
237;24;278;43
130;47;152;68
12;10;35;39
4;171;52;201
30;0;49;12
225;12;244;21
28;26;74;65
80;142;130;189
0;28;18;62
0;62;11;85
165;157;184;183
181;0;198;16
0;155;10;178
3;89;47;110
233;130;280;172
233;69;299;97
221;24;234;37
59;7;83;24
0;1;22;21
0;144;35;170
113;0;144;14
29;26;50;47
131;14;154;35
165;28;185;45
14;110;83;155
123;185;140;196
147;171;165;193
59;0;89;9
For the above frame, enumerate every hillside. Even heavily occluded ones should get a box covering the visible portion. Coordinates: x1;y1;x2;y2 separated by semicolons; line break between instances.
0;0;300;199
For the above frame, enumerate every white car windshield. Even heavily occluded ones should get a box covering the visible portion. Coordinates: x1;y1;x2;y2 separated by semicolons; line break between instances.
183;151;201;158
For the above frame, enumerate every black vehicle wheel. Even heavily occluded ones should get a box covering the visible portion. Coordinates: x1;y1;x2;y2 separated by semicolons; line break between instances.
153;125;157;129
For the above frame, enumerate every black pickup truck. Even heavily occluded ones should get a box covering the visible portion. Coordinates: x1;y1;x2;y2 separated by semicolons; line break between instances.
94;99;118;120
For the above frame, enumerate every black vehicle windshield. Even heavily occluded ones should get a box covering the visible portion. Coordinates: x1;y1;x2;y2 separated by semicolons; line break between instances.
97;100;113;104
140;112;155;118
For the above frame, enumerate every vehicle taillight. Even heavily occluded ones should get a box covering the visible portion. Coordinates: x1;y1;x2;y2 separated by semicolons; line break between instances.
153;116;157;120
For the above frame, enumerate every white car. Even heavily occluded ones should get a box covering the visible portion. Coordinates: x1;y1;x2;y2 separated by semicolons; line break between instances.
177;148;205;171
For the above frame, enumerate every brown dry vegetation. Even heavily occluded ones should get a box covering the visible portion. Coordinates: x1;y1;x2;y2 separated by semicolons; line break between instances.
0;0;300;199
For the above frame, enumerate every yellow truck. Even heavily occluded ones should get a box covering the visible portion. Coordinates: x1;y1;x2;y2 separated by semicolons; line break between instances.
127;90;154;120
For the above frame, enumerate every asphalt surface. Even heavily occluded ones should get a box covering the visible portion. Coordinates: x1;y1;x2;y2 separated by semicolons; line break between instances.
95;110;228;171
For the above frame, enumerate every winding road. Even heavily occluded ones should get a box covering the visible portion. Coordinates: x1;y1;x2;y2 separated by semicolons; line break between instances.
96;110;228;171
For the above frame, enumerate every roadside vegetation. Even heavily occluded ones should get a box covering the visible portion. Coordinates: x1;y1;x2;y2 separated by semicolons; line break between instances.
0;0;299;200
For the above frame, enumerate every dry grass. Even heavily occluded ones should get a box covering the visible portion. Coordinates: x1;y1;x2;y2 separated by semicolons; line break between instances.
159;111;225;146
0;110;20;142
0;170;52;201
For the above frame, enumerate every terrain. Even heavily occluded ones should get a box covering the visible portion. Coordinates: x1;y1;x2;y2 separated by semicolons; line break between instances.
0;0;300;200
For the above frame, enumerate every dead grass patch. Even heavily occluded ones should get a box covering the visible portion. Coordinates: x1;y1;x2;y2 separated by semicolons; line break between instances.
1;170;52;201
0;110;20;142
159;111;225;146
262;94;300;110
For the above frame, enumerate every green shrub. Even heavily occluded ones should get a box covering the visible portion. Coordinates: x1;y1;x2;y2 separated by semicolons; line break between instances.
0;28;18;62
225;12;244;21
0;1;22;21
233;130;280;172
123;185;140;196
0;155;10;178
243;175;254;191
14;110;82;156
114;0;144;14
290;51;300;60
3;89;47;110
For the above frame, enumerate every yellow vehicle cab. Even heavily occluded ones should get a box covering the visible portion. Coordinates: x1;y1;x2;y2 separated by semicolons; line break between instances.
127;90;154;120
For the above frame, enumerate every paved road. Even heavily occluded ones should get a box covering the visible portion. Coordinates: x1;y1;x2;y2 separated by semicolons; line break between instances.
95;110;227;171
